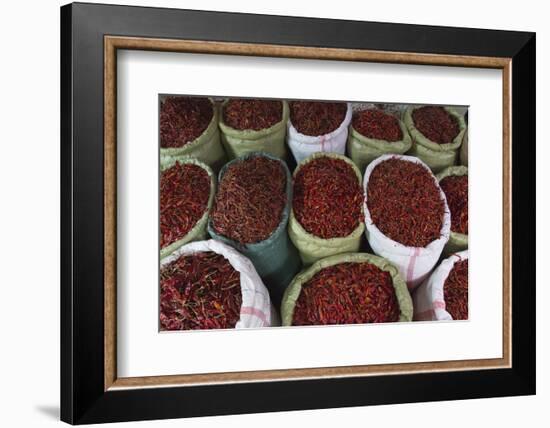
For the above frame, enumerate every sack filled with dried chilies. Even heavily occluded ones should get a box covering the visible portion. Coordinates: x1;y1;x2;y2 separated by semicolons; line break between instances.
287;100;352;164
404;105;466;172
160;96;226;171
289;153;365;265
160;240;273;330
347;108;412;174
352;102;407;120
437;166;468;255
218;99;289;160
160;156;216;258
281;252;413;326
364;154;451;289
413;250;469;321
208;152;301;306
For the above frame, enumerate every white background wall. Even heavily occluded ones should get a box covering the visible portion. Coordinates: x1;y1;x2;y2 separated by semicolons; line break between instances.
0;0;545;427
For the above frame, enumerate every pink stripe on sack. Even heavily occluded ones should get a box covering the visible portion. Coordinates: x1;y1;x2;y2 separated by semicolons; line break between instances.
320;135;326;152
240;306;269;326
406;248;421;289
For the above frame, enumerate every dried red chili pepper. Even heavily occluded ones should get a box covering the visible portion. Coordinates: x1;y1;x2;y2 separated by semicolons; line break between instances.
367;158;445;247
160;251;242;330
211;156;286;244
289;101;347;136
412;106;460;145
223;99;283;131
160;96;213;148
443;259;468;320
292;262;400;325
440;175;468;234
160;162;210;249
352;109;403;142
293;157;363;239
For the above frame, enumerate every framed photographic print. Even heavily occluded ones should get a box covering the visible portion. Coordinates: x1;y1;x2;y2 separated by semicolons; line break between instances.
60;2;536;424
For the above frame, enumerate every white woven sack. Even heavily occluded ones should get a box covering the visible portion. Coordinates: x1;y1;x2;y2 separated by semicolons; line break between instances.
287;103;352;163
160;239;273;328
413;250;469;321
363;154;451;289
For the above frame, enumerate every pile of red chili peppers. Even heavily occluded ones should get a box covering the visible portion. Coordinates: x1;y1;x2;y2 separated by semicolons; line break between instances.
293;157;363;239
160;162;210;249
223;99;283;131
160;96;213;148
289;101;347;136
412;106;460;145
443;259;468;320
211;156;287;243
292;262;400;325
352;109;403;142
367;158;445;247
160;251;242;330
440;175;468;235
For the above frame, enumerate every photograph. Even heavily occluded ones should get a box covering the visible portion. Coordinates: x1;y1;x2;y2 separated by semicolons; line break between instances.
158;96;470;331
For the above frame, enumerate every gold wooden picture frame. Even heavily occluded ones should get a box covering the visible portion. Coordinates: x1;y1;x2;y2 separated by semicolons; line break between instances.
104;36;511;391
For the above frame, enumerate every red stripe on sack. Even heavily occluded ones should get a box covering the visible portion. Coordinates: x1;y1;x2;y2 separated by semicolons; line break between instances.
433;300;446;310
240;306;269;326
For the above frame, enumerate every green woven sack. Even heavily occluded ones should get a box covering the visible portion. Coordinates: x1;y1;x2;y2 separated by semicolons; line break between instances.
460;132;468;166
288;153;365;265
437;166;468;255
207;152;301;306
347;115;412;174
281;252;413;326
404;106;467;173
159;156;216;259
160;99;227;171
219;100;289;160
